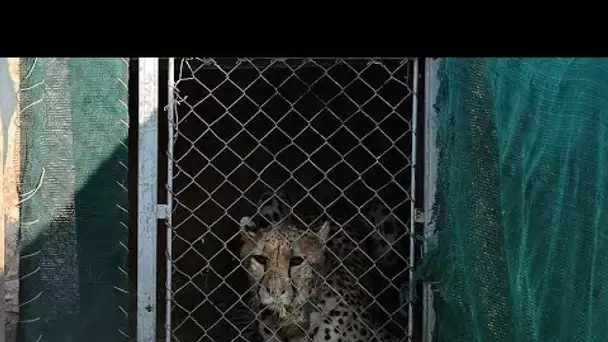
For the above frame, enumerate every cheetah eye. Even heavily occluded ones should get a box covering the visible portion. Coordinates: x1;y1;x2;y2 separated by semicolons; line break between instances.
252;255;268;265
290;256;305;266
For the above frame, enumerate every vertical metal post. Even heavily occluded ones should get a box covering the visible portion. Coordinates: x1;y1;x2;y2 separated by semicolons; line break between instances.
408;57;419;340
165;57;175;342
422;58;440;342
138;57;159;342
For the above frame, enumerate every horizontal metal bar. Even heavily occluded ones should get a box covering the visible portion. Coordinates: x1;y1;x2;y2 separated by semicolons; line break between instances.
172;57;414;70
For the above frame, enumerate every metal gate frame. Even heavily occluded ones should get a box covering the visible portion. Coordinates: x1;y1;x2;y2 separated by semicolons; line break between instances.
135;57;439;342
422;58;440;342
137;57;159;342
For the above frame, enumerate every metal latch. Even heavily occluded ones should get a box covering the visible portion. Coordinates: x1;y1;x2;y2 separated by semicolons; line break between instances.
157;204;168;219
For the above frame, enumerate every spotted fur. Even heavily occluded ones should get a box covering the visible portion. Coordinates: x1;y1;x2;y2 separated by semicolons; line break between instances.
239;191;402;342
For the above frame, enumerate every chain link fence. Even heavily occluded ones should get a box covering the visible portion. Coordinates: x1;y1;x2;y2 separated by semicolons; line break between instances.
165;58;420;342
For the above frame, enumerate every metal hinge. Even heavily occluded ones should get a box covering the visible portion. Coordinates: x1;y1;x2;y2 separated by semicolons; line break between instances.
414;208;425;224
157;204;168;219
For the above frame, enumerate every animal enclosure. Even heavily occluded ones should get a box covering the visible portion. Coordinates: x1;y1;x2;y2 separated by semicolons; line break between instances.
160;58;424;342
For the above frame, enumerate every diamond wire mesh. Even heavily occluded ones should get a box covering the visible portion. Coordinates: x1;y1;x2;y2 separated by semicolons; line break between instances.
166;58;418;342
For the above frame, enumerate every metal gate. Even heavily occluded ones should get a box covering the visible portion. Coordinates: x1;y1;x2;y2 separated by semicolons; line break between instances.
137;57;437;342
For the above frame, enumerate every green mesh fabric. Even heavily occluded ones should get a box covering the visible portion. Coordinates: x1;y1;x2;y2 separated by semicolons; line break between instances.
423;58;608;341
18;58;130;342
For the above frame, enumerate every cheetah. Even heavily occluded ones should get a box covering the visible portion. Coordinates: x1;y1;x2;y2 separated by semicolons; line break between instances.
239;191;403;342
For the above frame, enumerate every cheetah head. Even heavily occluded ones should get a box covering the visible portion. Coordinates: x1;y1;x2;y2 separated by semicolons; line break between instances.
239;198;330;319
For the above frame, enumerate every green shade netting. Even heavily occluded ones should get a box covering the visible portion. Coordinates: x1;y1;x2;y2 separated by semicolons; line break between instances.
18;58;130;342
423;58;608;342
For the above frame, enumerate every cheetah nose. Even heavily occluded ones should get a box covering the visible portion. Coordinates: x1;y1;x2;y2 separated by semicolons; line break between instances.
269;288;288;297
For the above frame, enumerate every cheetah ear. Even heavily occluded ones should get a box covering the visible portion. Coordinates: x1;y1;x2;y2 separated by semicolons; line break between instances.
239;216;258;239
315;221;331;244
